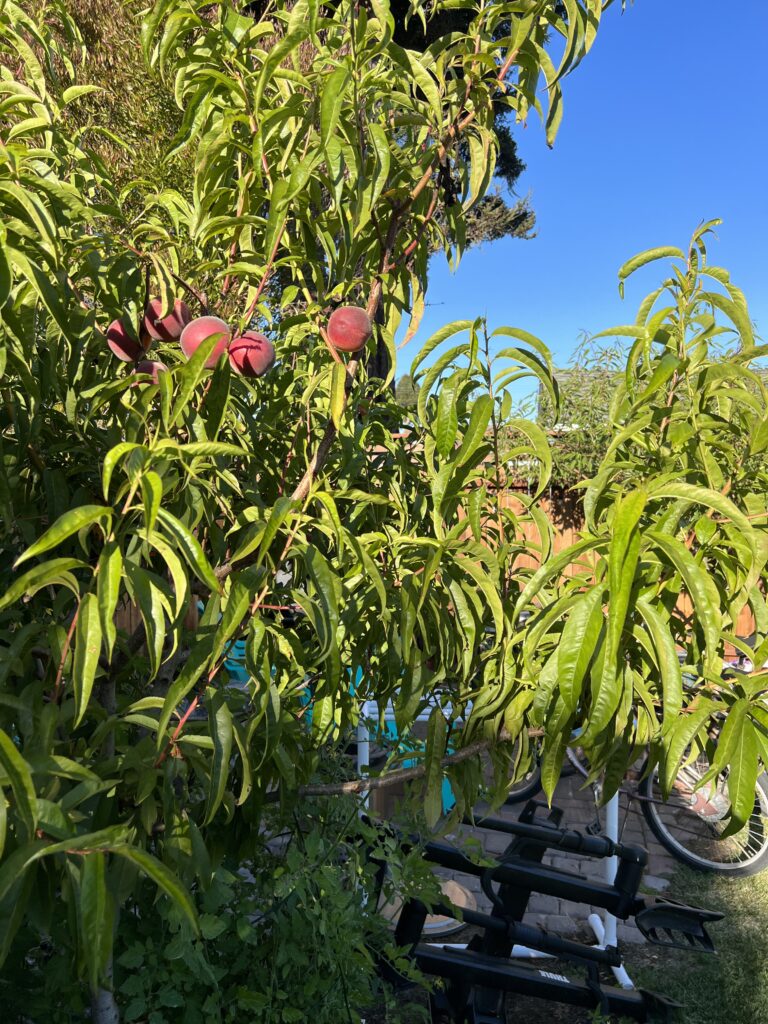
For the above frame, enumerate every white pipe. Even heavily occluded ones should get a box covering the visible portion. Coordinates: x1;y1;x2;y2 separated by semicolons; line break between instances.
427;941;553;958
510;945;555;959
602;793;620;949
357;700;370;808
586;792;634;990
426;940;553;960
588;913;634;989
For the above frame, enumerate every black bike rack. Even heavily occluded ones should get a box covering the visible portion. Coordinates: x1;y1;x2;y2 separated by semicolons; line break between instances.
413;943;682;1023
374;800;723;1023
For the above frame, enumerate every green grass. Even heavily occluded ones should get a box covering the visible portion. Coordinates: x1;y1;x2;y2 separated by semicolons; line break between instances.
626;866;768;1024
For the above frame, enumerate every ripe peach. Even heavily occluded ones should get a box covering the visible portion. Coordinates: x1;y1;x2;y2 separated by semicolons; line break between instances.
327;306;372;353
132;360;168;386
229;332;275;378
143;297;191;342
107;319;147;362
179;316;231;369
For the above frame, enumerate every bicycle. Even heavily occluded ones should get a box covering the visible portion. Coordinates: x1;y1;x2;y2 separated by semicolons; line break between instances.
505;736;768;876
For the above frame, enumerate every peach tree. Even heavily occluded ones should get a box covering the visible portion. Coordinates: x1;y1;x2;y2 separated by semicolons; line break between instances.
1;0;766;1016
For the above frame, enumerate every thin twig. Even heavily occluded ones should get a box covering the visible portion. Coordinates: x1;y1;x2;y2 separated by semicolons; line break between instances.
53;605;79;702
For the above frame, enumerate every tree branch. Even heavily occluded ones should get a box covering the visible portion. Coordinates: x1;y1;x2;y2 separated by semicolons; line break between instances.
272;726;541;799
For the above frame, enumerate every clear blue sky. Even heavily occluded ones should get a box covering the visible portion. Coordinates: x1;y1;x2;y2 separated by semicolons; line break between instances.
398;0;768;387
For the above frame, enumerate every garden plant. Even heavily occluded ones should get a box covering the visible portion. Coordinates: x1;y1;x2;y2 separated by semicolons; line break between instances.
1;1;767;1021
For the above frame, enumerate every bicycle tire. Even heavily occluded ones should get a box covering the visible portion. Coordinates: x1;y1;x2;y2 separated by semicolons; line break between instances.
503;764;543;804
504;746;586;804
639;758;768;876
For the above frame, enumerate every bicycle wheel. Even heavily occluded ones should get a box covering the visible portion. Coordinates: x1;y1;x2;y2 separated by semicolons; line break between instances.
503;763;542;804
639;756;768;876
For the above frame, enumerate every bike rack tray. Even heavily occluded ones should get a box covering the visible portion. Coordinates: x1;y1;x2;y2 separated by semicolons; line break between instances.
427;899;623;967
423;840;645;919
413;943;681;1022
634;897;724;952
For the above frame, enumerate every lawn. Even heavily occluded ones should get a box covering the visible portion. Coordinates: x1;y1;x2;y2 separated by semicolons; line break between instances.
626;866;768;1024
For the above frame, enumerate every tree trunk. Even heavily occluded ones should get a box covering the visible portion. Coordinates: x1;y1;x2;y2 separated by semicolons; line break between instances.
92;958;119;1024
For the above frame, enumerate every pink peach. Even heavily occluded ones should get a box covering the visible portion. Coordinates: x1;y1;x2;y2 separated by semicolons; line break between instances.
327;306;372;353
143;297;191;342
107;319;146;362
132;360;168;386
179;316;231;369
229;332;275;378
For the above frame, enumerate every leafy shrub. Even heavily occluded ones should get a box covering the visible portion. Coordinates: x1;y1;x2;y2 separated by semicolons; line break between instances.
2;802;435;1024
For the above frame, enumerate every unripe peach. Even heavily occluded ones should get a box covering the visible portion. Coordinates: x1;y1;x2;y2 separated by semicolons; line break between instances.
327;305;372;353
179;316;231;369
107;319;147;362
229;332;275;378
132;360;168;386
143;297;191;342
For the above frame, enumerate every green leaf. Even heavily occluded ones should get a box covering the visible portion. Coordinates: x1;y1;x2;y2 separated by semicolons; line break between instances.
636;598;682;731
513;537;607;622
73;594;103;727
0;730;37;839
140;471;163;534
501;419;552;497
170;331;227;427
97;542;122;659
424;708;447;828
211;581;250;666
102;443;144;499
648;481;757;564
617;246;686;296
124;566;167;681
648;530;722;671
540;734;568;802
330;360;347;429
661;697;719;794
0;558;87;612
455;554;503;639
723;718;760;835
14;506;111;568
0;791;6;860
80;853;112;993
110;845;199;935
558;587;604;713
493;346;558;413
454;394;492;467
411;320;473;377
320;65;350;148
586;489;646;739
62;84;101;105
434;377;459;458
367;122;391;209
0;827;132;904
156;508;221;594
264;178;289;261
155;637;214;748
204;688;233;825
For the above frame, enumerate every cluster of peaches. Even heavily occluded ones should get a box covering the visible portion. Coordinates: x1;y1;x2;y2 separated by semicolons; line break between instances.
106;299;373;385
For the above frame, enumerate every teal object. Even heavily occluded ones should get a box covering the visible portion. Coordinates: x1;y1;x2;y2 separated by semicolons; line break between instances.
224;638;249;687
296;665;364;728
